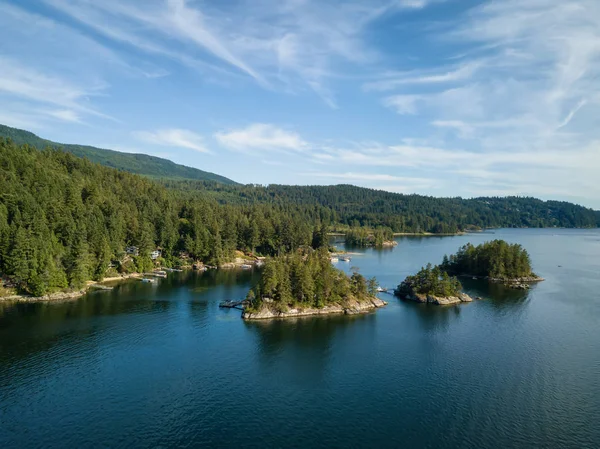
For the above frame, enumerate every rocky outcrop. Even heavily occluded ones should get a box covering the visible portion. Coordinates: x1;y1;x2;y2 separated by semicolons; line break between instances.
1;289;87;302
242;297;387;320
402;292;473;306
467;275;545;283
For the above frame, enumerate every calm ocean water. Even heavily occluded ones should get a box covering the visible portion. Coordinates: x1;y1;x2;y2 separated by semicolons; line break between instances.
1;229;599;448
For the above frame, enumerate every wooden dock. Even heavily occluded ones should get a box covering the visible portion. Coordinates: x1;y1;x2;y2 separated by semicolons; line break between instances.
219;299;249;310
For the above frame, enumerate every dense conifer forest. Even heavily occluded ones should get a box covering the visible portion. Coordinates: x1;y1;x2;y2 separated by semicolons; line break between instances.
171;182;600;232
0;137;594;296
396;264;463;298
344;227;394;248
246;249;377;313
440;240;536;280
0;139;326;295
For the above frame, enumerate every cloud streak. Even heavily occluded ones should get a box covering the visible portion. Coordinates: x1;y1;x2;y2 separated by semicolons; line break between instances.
134;129;211;153
215;123;307;152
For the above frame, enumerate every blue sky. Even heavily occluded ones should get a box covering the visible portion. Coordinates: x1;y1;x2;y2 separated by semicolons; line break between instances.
1;0;600;208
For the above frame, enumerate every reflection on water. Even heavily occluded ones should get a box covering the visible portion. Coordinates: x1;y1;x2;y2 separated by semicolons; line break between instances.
1;229;599;449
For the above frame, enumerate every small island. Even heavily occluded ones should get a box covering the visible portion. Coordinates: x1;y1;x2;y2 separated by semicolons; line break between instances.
395;264;473;305
439;240;544;289
242;248;386;320
345;227;398;249
396;239;543;305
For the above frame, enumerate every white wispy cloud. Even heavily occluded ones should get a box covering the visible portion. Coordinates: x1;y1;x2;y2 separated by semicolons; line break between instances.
369;0;600;202
0;56;110;120
215;123;307;152
134;129;211;153
364;61;482;92
47;110;83;123
382;95;422;115
0;2;133;126
43;0;441;107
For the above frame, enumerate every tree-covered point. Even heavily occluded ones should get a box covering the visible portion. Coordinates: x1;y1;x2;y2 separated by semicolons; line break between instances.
344;226;394;248
440;240;536;280
247;249;378;312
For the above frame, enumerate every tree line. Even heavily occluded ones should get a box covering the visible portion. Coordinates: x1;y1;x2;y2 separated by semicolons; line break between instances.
169;182;600;232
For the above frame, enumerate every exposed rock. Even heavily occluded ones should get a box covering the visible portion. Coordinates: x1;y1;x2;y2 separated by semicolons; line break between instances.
402;292;473;306
2;289;87;302
242;296;387;320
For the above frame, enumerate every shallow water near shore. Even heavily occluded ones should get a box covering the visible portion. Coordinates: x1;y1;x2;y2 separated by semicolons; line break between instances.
1;229;599;448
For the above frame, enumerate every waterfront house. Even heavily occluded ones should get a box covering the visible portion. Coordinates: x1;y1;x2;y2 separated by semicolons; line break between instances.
126;246;139;256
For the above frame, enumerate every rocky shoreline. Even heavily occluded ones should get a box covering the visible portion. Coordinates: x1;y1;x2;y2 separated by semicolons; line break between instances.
463;275;545;290
401;292;474;305
242;296;387;320
0;273;142;303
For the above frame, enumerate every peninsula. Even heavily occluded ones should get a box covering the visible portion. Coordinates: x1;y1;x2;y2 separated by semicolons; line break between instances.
242;249;386;320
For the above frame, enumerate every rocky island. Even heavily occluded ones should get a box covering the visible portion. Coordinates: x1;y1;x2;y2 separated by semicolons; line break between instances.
439;240;544;289
242;248;386;320
395;239;544;306
395;264;473;305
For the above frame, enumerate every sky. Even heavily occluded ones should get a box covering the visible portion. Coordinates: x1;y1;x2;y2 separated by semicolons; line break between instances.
1;0;600;208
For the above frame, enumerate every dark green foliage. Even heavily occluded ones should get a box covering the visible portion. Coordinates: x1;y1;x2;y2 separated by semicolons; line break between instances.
0;124;236;184
170;182;599;232
396;264;462;297
0;139;313;294
345;226;394;248
440;240;535;280
250;249;375;310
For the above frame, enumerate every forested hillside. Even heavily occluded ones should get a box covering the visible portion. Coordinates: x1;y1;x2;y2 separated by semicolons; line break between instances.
1;138;598;295
0;124;236;184
167;182;600;232
0;139;326;295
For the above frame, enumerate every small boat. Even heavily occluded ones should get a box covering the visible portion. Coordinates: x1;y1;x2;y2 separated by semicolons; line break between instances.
153;270;167;277
330;257;339;262
141;278;156;284
340;256;351;262
241;264;253;269
376;286;388;292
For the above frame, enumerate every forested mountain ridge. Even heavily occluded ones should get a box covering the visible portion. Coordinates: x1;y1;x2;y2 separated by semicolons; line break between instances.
166;182;600;232
0;124;236;184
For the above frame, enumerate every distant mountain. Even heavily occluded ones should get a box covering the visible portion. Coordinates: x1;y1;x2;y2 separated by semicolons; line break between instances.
0;124;237;185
